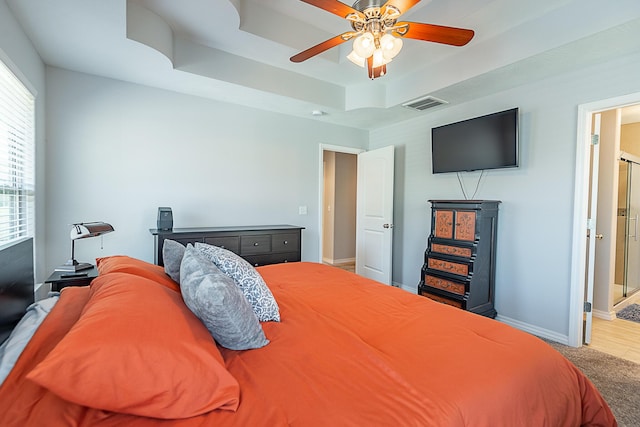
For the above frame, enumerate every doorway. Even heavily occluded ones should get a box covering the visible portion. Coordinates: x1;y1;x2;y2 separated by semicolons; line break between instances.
318;144;395;284
318;144;364;269
591;106;640;316
322;150;358;269
571;94;640;347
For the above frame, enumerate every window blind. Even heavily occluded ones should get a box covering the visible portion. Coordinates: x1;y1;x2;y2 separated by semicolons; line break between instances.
0;59;35;244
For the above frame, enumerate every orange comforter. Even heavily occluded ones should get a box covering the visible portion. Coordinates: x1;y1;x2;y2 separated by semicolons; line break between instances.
0;262;615;426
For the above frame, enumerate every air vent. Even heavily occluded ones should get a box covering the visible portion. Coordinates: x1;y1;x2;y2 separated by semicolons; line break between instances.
402;96;448;111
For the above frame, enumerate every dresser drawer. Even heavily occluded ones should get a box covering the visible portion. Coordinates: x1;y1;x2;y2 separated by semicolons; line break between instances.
427;256;472;278
204;236;240;253
424;274;467;296
152;226;304;267
430;242;473;259
419;286;465;309
240;235;272;255
272;233;300;252
244;252;300;267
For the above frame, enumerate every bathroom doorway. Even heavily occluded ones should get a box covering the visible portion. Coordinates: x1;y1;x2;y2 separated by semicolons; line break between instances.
571;93;640;348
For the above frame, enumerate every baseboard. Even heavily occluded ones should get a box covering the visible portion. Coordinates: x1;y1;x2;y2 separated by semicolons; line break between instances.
394;283;570;345
496;314;570;346
399;282;417;293
593;309;616;321
613;292;640;312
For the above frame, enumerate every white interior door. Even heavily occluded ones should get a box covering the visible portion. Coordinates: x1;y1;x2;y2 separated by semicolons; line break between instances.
355;145;394;284
584;113;601;345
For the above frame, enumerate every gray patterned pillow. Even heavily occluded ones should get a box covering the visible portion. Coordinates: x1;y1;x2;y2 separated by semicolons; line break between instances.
179;245;269;350
163;239;186;283
194;242;280;322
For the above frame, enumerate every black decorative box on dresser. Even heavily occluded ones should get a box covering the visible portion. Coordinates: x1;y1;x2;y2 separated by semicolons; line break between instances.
150;225;304;267
418;200;500;318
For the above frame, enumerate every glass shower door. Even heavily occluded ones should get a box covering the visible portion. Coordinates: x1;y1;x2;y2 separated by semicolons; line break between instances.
625;160;640;298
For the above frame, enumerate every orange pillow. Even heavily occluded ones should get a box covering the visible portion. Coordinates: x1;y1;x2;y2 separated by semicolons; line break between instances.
27;272;239;419
96;255;179;292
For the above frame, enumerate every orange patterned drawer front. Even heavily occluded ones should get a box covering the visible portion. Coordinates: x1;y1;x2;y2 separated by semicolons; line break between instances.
425;275;465;296
421;291;463;309
454;211;476;241
434;210;454;239
428;258;469;276
431;243;472;258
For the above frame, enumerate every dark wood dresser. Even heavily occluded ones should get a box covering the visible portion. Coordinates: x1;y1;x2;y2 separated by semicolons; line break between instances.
418;200;500;318
150;225;304;267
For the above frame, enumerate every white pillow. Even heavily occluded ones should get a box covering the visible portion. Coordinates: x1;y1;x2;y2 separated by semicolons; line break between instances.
194;242;280;322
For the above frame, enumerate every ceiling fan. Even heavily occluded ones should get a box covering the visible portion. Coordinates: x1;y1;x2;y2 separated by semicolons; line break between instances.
290;0;474;79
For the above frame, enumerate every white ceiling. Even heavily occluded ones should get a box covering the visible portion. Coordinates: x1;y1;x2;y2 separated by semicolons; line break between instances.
7;0;640;129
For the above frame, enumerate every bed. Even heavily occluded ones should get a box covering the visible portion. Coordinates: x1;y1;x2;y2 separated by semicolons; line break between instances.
0;242;616;426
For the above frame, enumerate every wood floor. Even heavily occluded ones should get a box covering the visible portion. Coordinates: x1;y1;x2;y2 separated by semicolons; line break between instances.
328;261;355;273
589;317;640;364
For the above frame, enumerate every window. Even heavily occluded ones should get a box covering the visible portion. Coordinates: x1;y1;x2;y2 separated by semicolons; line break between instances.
0;59;35;244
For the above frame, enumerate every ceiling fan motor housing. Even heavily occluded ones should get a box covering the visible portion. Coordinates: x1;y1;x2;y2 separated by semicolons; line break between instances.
349;0;400;35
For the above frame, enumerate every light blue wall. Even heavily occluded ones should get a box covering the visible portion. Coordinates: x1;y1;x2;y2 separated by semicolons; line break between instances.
44;67;368;272
371;50;640;337
0;0;46;281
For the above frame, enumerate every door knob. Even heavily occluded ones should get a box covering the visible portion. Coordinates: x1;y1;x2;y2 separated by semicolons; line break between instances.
383;223;394;229
595;234;604;240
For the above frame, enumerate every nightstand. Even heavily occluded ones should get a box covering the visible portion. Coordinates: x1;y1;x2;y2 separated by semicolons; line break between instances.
45;266;98;292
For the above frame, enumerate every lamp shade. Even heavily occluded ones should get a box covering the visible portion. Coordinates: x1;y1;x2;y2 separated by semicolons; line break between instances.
347;50;366;67
380;34;403;60
353;32;375;58
371;48;391;68
70;222;114;240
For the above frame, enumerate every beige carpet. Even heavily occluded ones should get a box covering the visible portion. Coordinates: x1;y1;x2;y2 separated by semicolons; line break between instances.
546;340;640;427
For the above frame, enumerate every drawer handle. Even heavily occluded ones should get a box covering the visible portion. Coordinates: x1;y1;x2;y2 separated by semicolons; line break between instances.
283;240;288;245
254;242;259;246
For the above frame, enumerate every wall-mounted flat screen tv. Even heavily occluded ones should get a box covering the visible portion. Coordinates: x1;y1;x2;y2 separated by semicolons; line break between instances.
431;108;519;174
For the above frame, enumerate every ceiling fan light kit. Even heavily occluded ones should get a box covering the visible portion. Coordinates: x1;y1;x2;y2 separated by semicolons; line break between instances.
291;0;474;80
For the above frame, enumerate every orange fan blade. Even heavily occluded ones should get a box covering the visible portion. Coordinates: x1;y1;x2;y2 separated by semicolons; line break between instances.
366;56;387;79
290;33;354;63
393;21;474;46
300;0;362;19
382;0;421;15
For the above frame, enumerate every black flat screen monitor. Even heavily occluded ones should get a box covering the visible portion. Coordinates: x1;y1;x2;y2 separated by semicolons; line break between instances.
431;108;519;174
